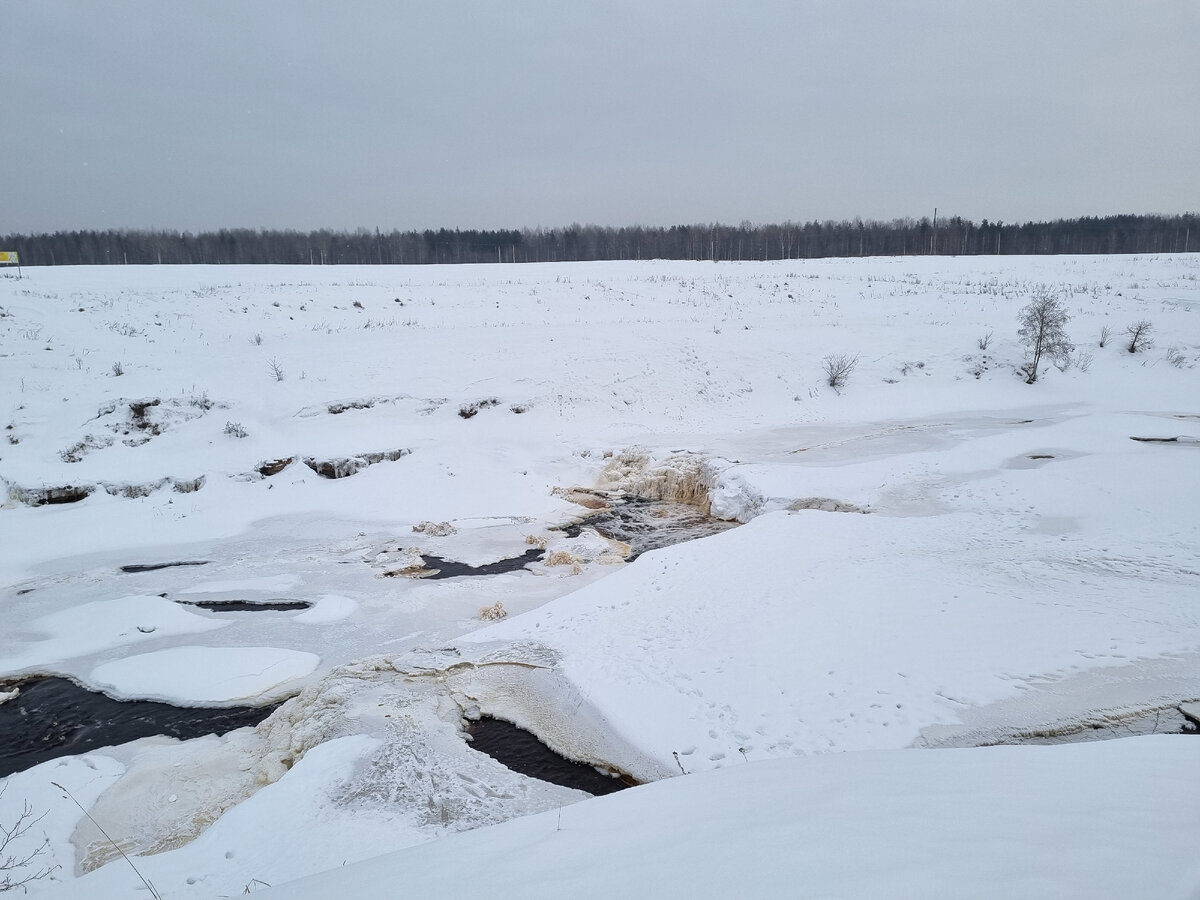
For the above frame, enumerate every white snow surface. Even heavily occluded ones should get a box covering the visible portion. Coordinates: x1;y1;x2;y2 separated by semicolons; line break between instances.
263;736;1200;900
89;646;320;704
1;257;1198;898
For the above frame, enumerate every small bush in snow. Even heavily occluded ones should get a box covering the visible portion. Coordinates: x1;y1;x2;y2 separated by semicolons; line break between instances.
111;361;125;377
268;358;285;381
1165;345;1187;368
821;354;859;391
223;421;248;438
977;331;993;351
1124;320;1154;353
250;332;263;346
1098;324;1112;348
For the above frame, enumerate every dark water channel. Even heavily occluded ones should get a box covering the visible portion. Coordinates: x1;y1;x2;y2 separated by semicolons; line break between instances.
120;561;210;573
0;677;280;778
559;498;738;561
178;599;312;612
465;716;634;796
420;548;545;579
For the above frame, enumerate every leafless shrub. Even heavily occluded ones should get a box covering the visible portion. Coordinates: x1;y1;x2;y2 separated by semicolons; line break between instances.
1098;324;1111;347
0;786;59;894
51;781;160;899
268;358;285;381
250;332;263;346
821;354;859;391
977;331;993;351
1124;320;1154;353
111;361;124;377
223;421;248;438
1165;345;1187;368
1074;351;1094;373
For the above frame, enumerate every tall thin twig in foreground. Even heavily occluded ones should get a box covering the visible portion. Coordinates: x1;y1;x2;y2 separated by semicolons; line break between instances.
50;782;162;900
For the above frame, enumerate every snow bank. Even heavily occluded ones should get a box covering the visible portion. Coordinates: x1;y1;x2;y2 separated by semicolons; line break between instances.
265;736;1200;900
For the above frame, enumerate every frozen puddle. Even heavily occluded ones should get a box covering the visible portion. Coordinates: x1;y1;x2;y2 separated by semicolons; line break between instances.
464;716;635;796
0;676;279;778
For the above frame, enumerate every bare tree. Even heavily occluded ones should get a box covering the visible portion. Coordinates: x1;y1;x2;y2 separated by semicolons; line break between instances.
1017;290;1073;384
821;353;859;392
1124;320;1154;353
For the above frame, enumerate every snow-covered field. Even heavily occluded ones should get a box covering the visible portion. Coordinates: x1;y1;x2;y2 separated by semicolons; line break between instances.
1;256;1198;898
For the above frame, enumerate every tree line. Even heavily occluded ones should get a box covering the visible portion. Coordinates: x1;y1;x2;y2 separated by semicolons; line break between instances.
2;214;1196;267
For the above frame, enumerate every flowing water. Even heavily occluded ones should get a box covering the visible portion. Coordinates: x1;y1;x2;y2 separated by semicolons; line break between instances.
0;677;280;778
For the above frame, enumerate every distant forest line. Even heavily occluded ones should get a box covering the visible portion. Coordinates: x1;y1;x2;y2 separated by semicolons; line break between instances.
3;214;1197;267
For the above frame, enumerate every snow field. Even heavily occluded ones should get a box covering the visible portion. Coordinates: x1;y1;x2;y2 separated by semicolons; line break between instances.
1;255;1198;897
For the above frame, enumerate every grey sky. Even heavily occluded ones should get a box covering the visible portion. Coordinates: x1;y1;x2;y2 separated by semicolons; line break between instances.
2;1;1197;233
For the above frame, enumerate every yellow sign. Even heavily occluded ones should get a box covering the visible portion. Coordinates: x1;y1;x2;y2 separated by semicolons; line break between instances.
0;251;18;264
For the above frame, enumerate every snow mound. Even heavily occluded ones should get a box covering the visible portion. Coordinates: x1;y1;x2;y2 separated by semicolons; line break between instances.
89;646;319;705
263;736;1200;900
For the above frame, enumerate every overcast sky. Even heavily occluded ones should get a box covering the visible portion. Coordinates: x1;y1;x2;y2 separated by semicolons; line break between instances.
2;1;1197;233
